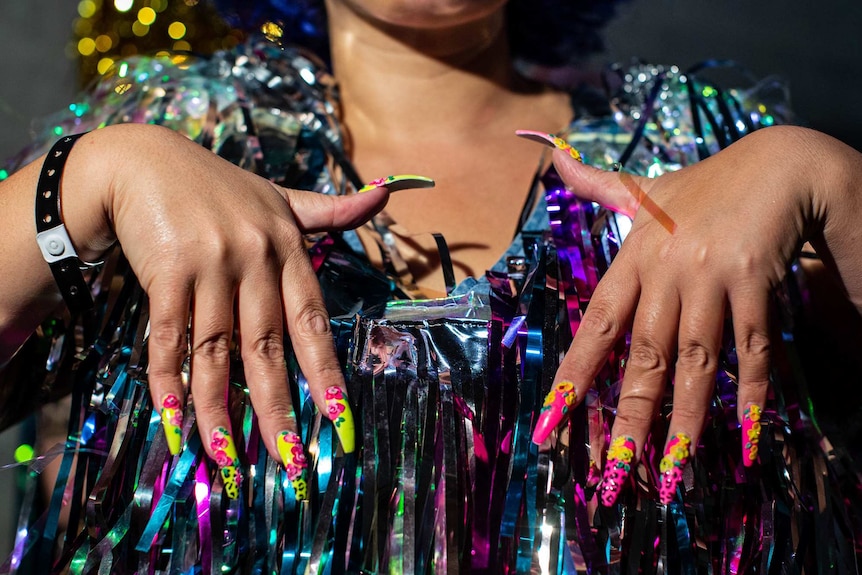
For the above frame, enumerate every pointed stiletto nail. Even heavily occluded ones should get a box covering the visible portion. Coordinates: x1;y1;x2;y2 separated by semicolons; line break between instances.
278;431;309;501
532;381;578;445
515;130;583;162
658;432;692;505
160;393;184;456
742;404;762;467
600;436;636;506
358;174;435;193
324;386;356;454
210;427;242;500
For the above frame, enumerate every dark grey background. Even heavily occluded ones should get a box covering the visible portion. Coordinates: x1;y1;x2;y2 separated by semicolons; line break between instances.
1;0;861;559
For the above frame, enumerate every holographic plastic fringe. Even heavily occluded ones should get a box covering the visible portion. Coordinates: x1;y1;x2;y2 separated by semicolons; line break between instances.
1;40;859;574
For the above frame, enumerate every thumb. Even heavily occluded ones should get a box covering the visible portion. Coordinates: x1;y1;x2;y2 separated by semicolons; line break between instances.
516;129;643;217
284;175;434;233
551;149;643;218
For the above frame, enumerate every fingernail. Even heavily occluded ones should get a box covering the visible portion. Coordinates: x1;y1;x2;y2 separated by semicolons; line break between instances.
532;380;578;445
160;393;184;456
324;386;355;454
515;130;583;162
278;431;309;501
600;436;636;506
742;404;762;467
210;427;242;500
358;174;435;193
658;432;692;505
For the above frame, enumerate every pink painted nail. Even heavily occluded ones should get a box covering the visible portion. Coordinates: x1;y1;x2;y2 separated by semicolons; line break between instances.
600;436;636;506
586;458;602;489
658;433;692;505
515;130;583;162
741;404;762;467
532;381;578;445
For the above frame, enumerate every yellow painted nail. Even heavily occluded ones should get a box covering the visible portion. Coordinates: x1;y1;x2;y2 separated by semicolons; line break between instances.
210;427;242;500
278;431;309;501
160;393;184;456
324;386;355;454
357;174;435;193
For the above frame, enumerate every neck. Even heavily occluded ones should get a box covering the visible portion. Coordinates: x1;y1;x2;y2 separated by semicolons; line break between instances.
325;1;524;147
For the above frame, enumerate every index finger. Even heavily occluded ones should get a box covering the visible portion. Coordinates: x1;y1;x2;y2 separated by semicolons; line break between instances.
533;256;640;445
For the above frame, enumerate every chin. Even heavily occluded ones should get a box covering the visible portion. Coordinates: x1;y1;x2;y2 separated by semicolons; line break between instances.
344;0;507;29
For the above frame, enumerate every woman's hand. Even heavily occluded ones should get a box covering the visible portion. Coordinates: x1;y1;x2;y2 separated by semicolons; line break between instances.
1;123;396;499
528;126;862;505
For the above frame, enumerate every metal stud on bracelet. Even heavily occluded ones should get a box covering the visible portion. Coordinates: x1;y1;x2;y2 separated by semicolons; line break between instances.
34;132;96;315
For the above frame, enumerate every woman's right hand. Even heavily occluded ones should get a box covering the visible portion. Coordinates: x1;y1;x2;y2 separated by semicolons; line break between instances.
2;123;395;499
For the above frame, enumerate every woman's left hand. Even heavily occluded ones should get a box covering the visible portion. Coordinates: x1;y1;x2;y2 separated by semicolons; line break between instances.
529;125;862;506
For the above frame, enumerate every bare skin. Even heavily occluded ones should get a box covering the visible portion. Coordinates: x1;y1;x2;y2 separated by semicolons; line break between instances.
325;0;573;288
1;0;861;484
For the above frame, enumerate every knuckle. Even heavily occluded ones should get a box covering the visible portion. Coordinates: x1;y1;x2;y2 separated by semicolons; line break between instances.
149;320;188;356
614;393;656;429
676;341;715;371
252;397;296;423
736;330;771;359
246;331;285;363
669;403;703;424
580;305;620;341
193;332;232;365
241;226;277;259
292;302;332;339
626;341;666;373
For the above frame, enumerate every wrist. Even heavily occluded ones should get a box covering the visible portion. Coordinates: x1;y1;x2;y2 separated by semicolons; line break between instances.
58;128;120;263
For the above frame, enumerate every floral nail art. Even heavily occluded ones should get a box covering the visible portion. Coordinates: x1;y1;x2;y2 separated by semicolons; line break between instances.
160;393;183;456
211;427;242;500
600;436;636;506
324;386;356;454
357;174;435;193
742;404;762;467
278;431;309;501
515;130;583;162
531;381;578;445
658;433;692;505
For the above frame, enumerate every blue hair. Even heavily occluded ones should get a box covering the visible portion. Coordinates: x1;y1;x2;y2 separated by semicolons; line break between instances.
212;0;628;67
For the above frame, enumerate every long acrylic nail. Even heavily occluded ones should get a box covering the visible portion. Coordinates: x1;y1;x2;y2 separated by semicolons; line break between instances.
160;393;184;456
658;432;692;504
358;174;435;193
515;130;583;162
600;436;636;506
278;431;309;501
324;386;355;454
532;380;578;445
742;404;762;467
210;427;242;500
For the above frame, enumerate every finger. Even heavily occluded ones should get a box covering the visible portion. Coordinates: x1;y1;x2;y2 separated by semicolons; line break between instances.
599;283;679;507
279;236;355;454
729;287;771;468
236;265;309;501
658;286;724;505
533;255;640;445
146;276;192;457
515;129;642;216
284;175;434;233
189;276;243;500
